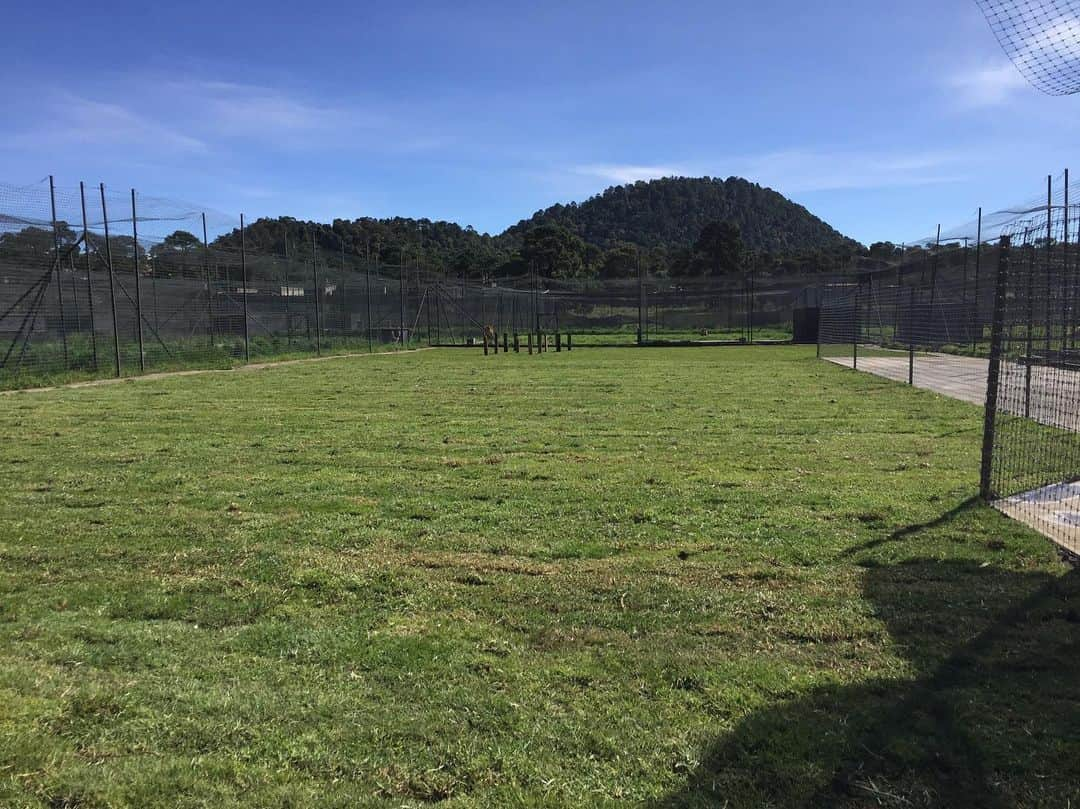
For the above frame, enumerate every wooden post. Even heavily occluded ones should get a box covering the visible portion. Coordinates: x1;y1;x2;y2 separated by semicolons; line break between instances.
527;333;533;355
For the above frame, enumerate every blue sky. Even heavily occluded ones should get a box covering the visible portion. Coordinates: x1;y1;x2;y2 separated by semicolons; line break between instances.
3;0;1078;245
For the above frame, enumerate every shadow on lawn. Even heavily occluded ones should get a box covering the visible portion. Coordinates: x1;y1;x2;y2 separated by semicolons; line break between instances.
657;510;1080;808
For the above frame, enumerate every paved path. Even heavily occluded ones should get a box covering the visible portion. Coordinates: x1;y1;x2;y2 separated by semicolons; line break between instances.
827;350;1080;431
826;351;989;406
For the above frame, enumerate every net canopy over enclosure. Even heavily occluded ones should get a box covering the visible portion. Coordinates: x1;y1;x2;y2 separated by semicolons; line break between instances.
975;0;1080;95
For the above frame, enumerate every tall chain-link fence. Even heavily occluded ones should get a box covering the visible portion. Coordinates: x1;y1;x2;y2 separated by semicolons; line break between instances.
819;170;1080;556
983;210;1080;556
1;178;836;388
0;179;454;389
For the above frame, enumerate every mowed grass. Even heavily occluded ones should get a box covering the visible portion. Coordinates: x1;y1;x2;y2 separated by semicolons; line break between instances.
0;346;1077;808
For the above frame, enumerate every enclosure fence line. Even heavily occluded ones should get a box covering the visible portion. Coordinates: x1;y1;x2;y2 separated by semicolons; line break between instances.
0;176;838;388
818;169;1080;556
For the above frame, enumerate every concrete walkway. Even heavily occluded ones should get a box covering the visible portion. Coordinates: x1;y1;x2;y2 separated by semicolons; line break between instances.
826;351;989;406
826;349;1080;431
998;482;1080;558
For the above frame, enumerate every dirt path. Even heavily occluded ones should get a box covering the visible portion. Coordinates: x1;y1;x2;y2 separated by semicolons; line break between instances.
0;347;439;396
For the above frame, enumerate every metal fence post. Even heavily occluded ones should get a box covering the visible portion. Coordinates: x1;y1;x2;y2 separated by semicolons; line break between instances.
852;280;859;370
365;247;373;353
980;236;1011;501
1025;237;1034;418
973;208;982;353
908;286;915;385
202;213;215;349
99;184;122;377
637;254;644;345
400;257;407;348
48;176;70;369
427;282;434;346
240;213;250;363
130;189;145;372
79;182;98;370
310;229;322;357
1063;170;1070;352
1046;175;1053;354
748;268;755;344
282;261;294;346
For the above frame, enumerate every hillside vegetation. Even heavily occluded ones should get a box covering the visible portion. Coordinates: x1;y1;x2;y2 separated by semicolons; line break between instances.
210;176;862;279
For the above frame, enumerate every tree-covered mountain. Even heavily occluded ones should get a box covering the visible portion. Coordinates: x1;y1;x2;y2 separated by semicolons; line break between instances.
206;176;863;280
501;176;861;255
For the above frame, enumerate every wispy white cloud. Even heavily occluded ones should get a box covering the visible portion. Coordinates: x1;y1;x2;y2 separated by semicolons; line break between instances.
3;76;450;160
735;149;970;193
563;148;968;196
947;63;1029;107
4;93;206;153
162;80;392;142
573;163;686;184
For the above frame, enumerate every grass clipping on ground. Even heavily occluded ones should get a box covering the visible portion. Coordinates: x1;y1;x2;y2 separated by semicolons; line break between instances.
0;346;1076;808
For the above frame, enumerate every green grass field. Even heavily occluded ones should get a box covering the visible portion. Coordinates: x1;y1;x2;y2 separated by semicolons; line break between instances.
1;346;1077;807
0;333;416;392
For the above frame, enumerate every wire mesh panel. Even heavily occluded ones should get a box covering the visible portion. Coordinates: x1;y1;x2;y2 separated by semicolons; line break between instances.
0;180;445;389
0;182;125;386
421;271;827;348
985;215;1080;556
818;253;995;404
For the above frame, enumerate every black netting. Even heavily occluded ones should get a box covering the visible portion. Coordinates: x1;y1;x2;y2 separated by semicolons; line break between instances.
976;0;1080;95
818;169;1080;555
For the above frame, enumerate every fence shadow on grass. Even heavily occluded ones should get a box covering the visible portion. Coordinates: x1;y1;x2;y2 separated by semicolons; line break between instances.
656;528;1080;806
838;495;983;559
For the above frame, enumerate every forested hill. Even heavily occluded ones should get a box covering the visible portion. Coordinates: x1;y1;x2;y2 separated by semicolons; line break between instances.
208;176;863;279
501;176;860;254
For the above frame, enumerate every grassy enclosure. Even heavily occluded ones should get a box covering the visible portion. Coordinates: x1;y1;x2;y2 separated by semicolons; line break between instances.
0;346;1077;807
